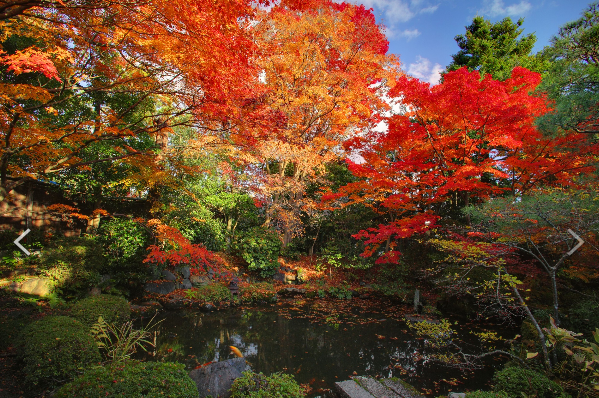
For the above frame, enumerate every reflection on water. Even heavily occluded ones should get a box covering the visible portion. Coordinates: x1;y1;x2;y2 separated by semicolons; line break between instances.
136;299;511;397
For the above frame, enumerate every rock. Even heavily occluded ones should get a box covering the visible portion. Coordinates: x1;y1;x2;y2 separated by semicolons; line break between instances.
277;287;306;296
190;275;211;287
144;281;176;295
448;393;466;398
89;287;102;296
284;273;296;284
335;380;375;398
180;279;193;290
178;266;191;279
189;357;247;398
162;270;177;281
157;295;193;310
8;277;53;297
149;266;162;280
273;272;285;283
201;303;216;312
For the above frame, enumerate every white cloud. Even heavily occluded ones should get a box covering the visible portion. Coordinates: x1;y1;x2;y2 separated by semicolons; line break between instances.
481;0;532;17
344;0;439;23
407;56;443;85
398;29;421;40
420;5;439;13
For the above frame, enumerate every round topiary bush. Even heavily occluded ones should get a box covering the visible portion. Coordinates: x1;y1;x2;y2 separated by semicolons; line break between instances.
493;367;567;398
230;370;305;398
69;294;130;327
54;361;199;398
17;315;101;389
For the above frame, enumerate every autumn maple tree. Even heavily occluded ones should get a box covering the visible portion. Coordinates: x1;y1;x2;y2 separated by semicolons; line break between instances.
222;0;400;246
325;66;598;263
0;0;261;206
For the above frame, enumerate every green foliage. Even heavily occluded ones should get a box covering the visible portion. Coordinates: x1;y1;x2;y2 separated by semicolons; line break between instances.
536;2;599;136
466;391;508;398
327;283;353;299
55;361;198;398
90;315;159;364
492;367;567;398
185;283;232;303
239;282;278;303
96;217;153;293
566;300;599;339
447;16;543;80
230;370;305;398
69;294;131;328
234;227;281;277
36;236;105;299
16;316;101;388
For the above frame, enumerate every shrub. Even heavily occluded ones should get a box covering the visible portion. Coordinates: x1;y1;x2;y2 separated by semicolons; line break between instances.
566;299;599;339
466;391;508;398
492;367;567;398
37;236;105;299
69;294;131;328
233;227;281;277
185;283;231;303
55;361;198;398
16;316;101;388
230;370;305;398
96;217;152;293
239;282;277;303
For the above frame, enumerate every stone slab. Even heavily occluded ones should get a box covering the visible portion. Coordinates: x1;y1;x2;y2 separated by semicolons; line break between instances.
354;376;401;398
8;277;53;297
335;380;376;398
383;379;424;398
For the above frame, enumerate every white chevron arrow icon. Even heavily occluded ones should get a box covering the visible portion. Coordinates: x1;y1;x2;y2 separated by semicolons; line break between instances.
567;229;584;256
14;228;30;256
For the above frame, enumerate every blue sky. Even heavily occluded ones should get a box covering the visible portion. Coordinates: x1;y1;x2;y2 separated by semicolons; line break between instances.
354;0;592;84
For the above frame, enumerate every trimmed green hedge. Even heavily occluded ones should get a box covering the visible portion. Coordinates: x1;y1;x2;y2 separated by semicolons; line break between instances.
69;294;130;328
493;367;568;398
55;361;198;398
230;370;305;398
17;316;101;388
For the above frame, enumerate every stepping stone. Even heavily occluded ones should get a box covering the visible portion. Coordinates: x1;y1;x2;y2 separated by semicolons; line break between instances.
335;380;376;398
383;379;425;398
354;376;401;398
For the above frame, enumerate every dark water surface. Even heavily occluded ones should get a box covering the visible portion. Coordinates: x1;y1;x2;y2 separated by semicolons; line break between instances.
137;298;513;397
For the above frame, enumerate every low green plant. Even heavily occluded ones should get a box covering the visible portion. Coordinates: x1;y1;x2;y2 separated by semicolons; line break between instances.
466;391;508;398
233;227;281;277
69;294;131;328
90;315;160;364
185;283;232;303
16;315;101;388
492;367;567;398
230;370;305;398
55;361;198;398
239;282;277;303
327;284;352;300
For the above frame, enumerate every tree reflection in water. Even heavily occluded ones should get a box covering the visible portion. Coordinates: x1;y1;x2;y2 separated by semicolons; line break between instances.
136;300;509;397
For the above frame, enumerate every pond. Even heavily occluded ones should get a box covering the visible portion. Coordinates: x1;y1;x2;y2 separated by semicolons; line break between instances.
137;298;514;397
